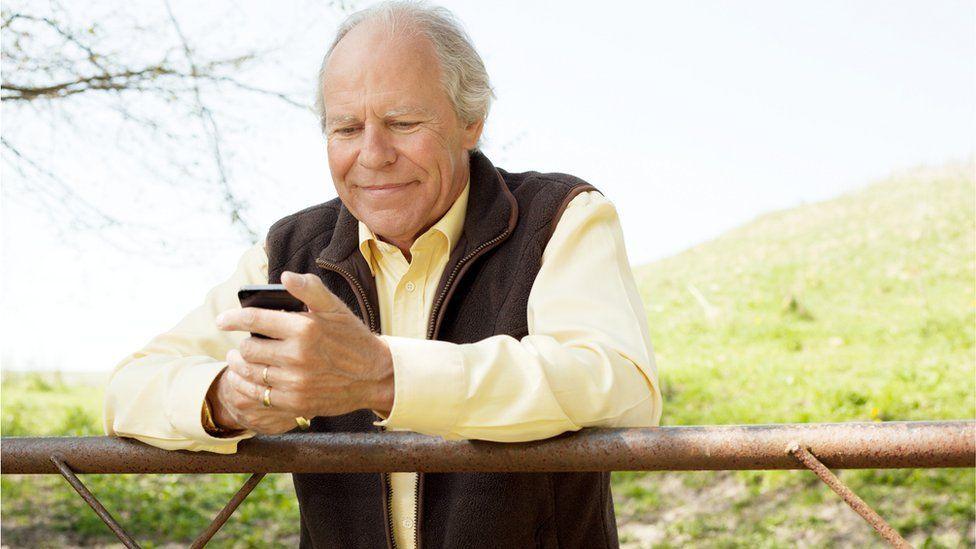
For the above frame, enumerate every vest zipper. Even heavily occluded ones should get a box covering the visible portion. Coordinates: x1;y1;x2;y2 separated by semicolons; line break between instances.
426;231;512;339
314;257;394;548
313;258;378;332
379;472;419;549
412;472;421;549
384;472;396;549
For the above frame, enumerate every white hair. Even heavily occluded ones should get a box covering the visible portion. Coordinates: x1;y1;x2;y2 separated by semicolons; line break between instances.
314;1;494;139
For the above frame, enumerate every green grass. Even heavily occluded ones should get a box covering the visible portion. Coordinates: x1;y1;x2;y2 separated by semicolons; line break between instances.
0;372;301;547
2;162;974;547
614;162;975;547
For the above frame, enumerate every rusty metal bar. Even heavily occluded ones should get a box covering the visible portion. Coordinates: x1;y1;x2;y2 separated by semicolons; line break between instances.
50;455;141;548
189;473;266;549
3;421;973;475
788;443;911;548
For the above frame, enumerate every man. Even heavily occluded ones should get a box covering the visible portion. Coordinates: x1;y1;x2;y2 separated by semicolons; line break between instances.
104;2;662;547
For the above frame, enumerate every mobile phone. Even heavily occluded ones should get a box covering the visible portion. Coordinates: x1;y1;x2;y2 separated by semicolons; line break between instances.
237;284;307;338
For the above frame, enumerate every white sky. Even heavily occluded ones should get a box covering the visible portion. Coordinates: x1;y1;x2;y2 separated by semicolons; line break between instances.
2;0;974;372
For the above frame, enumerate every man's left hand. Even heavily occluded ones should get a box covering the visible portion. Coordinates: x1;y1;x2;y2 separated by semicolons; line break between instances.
215;271;394;422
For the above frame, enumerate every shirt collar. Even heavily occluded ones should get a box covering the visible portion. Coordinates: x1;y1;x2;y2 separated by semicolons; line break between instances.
357;178;470;275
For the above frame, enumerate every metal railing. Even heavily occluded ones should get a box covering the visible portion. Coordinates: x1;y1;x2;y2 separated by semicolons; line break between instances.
3;420;974;548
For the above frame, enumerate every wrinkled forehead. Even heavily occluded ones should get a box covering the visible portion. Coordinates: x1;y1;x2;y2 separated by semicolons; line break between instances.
321;21;446;120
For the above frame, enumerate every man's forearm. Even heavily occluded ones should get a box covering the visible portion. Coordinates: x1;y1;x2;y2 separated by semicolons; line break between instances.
375;333;662;442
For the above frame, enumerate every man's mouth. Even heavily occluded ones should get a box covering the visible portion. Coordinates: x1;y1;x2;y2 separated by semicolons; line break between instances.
358;181;416;197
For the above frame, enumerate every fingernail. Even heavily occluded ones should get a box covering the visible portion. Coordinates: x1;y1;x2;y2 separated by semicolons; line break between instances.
215;312;227;326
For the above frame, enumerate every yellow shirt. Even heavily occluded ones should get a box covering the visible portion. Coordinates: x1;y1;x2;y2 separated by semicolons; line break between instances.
104;183;663;548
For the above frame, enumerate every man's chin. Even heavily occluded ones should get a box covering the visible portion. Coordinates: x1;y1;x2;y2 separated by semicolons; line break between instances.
358;213;419;244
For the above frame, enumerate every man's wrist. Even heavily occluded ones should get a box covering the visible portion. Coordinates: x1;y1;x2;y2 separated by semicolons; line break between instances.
205;368;244;434
367;337;395;415
202;398;242;437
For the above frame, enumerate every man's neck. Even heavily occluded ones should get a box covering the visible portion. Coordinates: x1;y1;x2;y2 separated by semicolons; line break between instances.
380;234;415;262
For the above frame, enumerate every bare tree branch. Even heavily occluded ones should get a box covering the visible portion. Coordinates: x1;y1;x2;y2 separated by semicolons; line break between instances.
2;66;181;100
0;1;323;251
163;0;257;242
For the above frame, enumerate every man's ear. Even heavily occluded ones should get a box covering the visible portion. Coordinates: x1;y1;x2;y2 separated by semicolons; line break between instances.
461;118;485;150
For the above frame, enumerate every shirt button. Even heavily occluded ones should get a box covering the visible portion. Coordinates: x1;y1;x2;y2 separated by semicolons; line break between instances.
404;281;416;292
402;518;415;529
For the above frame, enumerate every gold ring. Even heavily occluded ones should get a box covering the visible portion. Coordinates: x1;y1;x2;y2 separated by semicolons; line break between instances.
262;366;270;386
295;416;311;430
261;386;272;408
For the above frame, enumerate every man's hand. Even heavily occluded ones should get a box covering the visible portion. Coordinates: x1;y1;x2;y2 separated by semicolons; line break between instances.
207;366;298;434
209;271;394;434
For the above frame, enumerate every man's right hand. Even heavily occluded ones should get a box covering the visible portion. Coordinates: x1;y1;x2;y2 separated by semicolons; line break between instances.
207;359;301;434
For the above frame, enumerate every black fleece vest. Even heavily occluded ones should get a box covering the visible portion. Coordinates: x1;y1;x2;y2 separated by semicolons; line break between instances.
265;151;617;549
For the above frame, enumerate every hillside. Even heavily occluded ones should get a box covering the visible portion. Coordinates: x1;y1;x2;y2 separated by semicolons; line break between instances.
614;161;975;546
637;161;974;426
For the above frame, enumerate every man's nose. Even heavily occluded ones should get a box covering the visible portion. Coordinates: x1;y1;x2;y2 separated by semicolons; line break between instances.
357;124;396;169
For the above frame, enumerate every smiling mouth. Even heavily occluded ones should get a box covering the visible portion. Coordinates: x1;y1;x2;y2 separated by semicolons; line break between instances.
358;181;416;196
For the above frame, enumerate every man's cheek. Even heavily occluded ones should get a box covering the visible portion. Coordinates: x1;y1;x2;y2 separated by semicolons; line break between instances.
327;145;357;180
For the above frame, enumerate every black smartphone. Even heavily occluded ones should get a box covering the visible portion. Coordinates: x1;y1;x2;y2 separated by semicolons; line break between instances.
237;284;307;338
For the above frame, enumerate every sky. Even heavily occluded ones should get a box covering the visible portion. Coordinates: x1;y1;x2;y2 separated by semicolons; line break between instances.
2;0;974;372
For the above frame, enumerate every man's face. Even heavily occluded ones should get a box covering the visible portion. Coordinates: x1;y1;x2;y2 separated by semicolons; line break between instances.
321;23;483;247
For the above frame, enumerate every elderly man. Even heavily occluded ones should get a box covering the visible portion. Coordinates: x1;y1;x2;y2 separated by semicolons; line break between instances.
104;2;661;547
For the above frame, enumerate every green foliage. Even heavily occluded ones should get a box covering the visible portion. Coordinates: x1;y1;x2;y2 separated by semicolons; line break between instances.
2;164;974;546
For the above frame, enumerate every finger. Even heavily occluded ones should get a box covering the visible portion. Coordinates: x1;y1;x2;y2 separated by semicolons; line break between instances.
226;349;281;387
237;336;294;369
227;369;299;413
215;307;305;339
226;369;263;405
222;386;300;435
281;271;350;315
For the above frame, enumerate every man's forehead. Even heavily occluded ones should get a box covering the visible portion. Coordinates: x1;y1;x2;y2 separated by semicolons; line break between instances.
325;103;433;125
323;57;443;120
325;21;437;79
321;22;447;125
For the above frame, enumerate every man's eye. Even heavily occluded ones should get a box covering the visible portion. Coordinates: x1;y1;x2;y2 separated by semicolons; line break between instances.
391;121;419;129
333;127;360;136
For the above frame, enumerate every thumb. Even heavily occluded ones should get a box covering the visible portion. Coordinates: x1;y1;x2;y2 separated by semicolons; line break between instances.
281;271;349;314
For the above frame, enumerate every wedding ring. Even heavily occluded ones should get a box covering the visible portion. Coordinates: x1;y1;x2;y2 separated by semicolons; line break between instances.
262;366;271;386
261;386;272;408
295;416;311;430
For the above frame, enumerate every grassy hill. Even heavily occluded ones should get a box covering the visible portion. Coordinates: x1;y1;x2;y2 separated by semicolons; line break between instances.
613;161;975;546
638;161;974;427
2;162;974;547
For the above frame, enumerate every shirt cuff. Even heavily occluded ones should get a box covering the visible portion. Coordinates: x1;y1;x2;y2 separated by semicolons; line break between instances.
373;335;466;437
167;361;253;448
